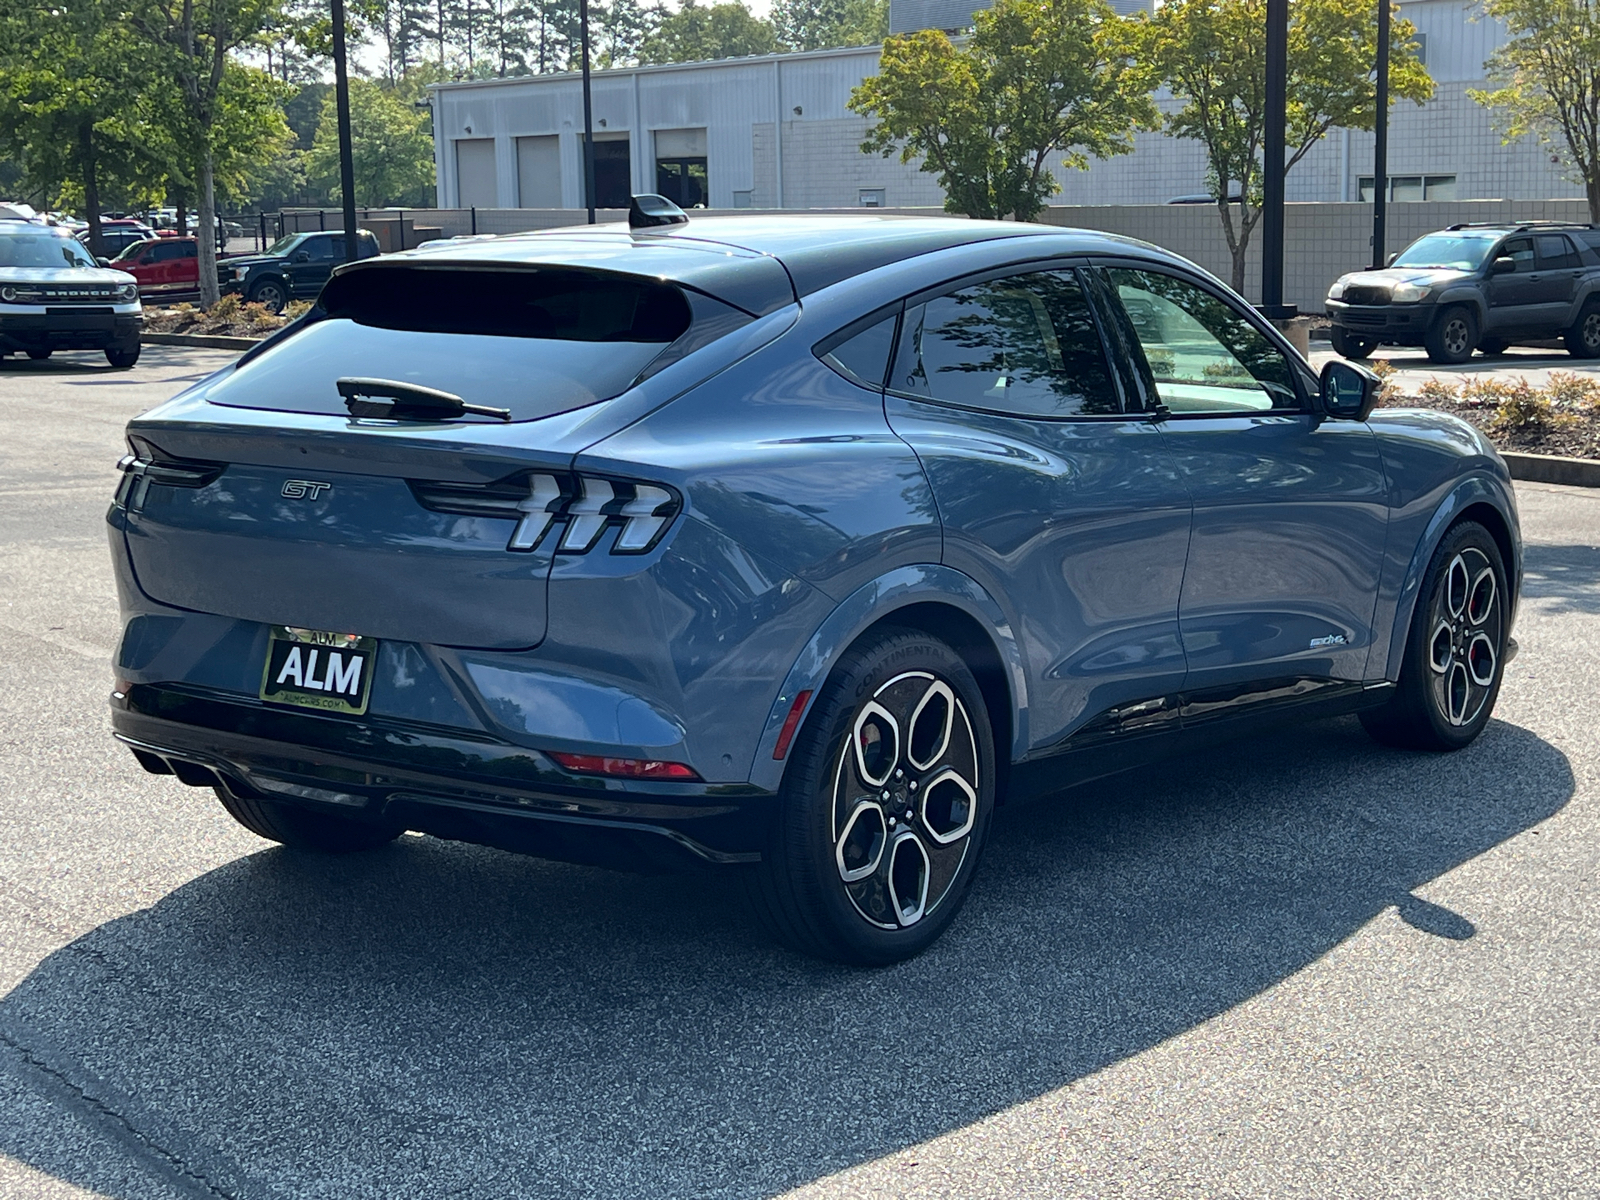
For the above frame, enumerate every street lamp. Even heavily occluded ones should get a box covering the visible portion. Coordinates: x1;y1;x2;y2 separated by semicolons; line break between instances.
580;0;596;224
1371;0;1391;268
1260;0;1294;319
331;0;359;262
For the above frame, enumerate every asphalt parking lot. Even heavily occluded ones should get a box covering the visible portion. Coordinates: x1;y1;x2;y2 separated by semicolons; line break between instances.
1;347;1597;1199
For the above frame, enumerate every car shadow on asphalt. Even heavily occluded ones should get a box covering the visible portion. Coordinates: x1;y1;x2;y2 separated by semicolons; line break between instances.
0;715;1572;1199
1522;543;1600;615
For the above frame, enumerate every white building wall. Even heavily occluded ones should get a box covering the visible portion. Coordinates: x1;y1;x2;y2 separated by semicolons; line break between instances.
430;0;1585;213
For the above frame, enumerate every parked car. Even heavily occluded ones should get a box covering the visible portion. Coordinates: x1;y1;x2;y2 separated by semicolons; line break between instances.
79;220;157;260
1326;221;1600;363
108;206;1520;964
110;236;204;300
0;217;141;366
219;229;380;312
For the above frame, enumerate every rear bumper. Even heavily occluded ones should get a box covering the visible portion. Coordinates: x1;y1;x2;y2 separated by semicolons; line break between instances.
112;683;773;871
0;312;141;352
1326;300;1435;344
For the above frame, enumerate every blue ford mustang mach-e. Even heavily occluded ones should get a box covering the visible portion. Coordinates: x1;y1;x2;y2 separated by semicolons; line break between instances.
107;205;1521;964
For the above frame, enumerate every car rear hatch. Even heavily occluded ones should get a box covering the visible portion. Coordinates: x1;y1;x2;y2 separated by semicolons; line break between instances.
117;257;771;651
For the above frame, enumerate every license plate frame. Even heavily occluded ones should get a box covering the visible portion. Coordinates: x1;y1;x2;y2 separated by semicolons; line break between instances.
259;626;376;715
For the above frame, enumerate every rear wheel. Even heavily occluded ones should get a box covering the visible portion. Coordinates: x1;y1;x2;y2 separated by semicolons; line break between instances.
213;786;402;852
26;349;51;361
105;346;140;369
1329;327;1378;360
1564;300;1600;358
247;278;287;314
750;629;995;965
1361;521;1507;751
1425;306;1478;365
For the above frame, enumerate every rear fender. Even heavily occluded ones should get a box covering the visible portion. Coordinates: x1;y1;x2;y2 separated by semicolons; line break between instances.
747;565;1027;793
1383;473;1520;681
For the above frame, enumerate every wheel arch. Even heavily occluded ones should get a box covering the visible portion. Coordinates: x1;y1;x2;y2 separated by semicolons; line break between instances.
747;565;1027;795
1433;291;1487;328
1382;478;1521;681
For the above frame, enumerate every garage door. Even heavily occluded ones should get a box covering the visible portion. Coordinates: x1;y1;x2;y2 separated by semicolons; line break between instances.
455;138;498;208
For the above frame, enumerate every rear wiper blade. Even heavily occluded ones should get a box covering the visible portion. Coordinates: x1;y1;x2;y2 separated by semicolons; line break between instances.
336;377;511;422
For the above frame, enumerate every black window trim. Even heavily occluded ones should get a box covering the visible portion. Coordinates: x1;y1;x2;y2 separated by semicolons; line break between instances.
1088;255;1317;417
879;256;1134;422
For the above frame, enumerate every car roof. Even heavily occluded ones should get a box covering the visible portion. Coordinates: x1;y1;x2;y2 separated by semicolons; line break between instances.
369;215;1161;317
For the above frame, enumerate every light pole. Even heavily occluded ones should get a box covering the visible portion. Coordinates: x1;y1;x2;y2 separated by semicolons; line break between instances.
1370;0;1391;268
580;0;597;224
331;0;359;262
1260;0;1294;319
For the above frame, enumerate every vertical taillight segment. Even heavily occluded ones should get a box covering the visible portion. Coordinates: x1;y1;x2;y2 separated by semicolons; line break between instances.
409;471;681;556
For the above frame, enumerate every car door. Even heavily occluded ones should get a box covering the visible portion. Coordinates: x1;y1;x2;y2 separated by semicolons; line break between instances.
879;265;1194;751
1096;262;1389;690
145;241;181;295
1534;233;1582;322
1486;237;1541;332
174;239;199;293
289;235;338;297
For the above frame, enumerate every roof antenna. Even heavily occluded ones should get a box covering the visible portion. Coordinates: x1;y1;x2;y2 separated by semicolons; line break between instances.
629;194;689;230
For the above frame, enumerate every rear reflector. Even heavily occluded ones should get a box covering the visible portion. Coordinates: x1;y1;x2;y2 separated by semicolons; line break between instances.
772;690;812;761
549;753;700;781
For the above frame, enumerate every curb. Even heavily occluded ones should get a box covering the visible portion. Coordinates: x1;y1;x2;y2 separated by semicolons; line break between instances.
1502;451;1600;488
141;331;262;350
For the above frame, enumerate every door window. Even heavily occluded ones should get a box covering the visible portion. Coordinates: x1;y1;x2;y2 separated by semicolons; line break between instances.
148;241;182;262
1107;268;1299;414
892;271;1119;418
1502;238;1535;272
1536;234;1578;270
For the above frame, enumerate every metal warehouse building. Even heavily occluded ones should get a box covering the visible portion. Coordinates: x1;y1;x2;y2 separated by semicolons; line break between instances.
428;0;1580;212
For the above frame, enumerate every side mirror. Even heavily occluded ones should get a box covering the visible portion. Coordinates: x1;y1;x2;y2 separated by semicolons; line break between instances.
1386;252;1398;267
293;250;311;263
1490;256;1515;275
95;257;110;267
1320;359;1382;421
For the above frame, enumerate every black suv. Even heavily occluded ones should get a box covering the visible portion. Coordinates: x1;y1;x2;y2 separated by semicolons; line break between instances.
219;230;380;313
1325;222;1600;364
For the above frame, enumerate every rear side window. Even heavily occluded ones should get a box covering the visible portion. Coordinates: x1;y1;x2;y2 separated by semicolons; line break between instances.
203;265;748;423
890;271;1119;418
817;310;898;389
1536;234;1577;270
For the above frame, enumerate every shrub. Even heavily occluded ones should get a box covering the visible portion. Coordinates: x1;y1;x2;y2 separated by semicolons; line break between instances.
207;294;241;322
1540;371;1600;412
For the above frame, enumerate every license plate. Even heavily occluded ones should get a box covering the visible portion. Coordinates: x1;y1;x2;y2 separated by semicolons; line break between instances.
259;626;376;715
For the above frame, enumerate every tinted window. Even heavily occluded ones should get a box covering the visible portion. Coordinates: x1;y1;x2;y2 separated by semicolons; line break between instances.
149;241;182;262
818;311;897;389
1536;234;1577;270
1503;238;1535;272
1109;268;1298;414
892;271;1118;417
205;266;745;424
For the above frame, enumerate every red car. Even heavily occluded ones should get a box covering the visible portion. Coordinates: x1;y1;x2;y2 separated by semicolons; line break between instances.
109;236;201;300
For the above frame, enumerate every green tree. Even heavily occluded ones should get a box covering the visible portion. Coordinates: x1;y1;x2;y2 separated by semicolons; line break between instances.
1471;0;1600;220
305;78;436;206
638;0;776;63
1149;0;1433;293
770;0;887;50
850;0;1156;221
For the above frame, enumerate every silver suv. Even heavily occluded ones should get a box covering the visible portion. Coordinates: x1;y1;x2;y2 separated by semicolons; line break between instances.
0;218;142;368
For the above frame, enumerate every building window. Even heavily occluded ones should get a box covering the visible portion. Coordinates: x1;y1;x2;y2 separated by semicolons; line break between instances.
1357;174;1457;202
859;189;886;207
579;134;632;209
654;128;708;209
732;190;752;209
1411;32;1426;64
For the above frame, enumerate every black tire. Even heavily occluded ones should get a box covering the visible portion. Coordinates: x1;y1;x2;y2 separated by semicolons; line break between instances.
213;785;402;852
1424;306;1478;365
1476;337;1509;356
26;349;51;361
105;345;140;369
750;628;996;965
246;278;287;314
1329;327;1378;360
1361;521;1508;751
1564;300;1600;358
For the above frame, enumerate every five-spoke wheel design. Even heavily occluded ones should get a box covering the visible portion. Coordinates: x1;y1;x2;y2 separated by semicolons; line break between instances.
1425;546;1502;728
831;671;979;930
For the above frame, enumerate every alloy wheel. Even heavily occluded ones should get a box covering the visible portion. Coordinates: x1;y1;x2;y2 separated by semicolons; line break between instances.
1426;547;1503;727
831;671;980;929
1583;311;1600;353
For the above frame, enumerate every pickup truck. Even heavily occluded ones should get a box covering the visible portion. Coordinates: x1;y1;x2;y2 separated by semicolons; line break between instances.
110;236;204;300
1325;221;1600;364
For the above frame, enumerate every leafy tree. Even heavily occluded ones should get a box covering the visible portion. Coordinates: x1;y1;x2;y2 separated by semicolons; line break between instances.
305;78;436;205
1471;0;1600;220
638;0;776;64
1148;0;1433;293
598;0;657;66
850;0;1156;221
770;0;887;50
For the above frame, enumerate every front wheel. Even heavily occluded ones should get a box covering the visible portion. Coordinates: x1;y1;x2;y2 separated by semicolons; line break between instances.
213;786;402;852
1425;306;1478;365
105;345;140;369
1564;301;1600;358
1361;520;1508;751
750;629;995;965
247;278;287;314
1329;327;1378;360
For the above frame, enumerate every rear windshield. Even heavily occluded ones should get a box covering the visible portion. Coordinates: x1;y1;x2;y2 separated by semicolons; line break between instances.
204;265;745;423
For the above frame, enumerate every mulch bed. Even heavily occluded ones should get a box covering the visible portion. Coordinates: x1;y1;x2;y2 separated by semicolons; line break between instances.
142;299;302;340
